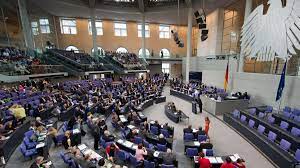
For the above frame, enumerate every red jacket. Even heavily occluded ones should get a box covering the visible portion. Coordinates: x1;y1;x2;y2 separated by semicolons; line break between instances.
198;157;211;168
220;163;235;168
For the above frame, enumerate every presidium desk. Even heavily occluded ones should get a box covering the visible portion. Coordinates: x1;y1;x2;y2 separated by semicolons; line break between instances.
170;89;249;116
200;95;249;116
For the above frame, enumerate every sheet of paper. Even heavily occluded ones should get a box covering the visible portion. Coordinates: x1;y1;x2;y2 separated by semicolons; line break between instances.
78;144;87;151
36;142;45;148
194;141;200;146
127;125;135;129
216;157;223;163
230;156;237;162
73;129;80;134
153;151;160;157
206;157;217;164
234;154;240;160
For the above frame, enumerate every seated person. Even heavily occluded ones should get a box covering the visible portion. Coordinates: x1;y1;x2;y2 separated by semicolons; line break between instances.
141;121;149;131
126;129;138;142
197;127;206;135
183;125;193;134
139;128;148;139
111;112;119;124
62;131;72;149
135;144;148;162
198;152;211;168
105;143;119;162
30;156;50;168
162;148;176;165
152;120;160;129
158;134;167;145
102;130;114;142
234;158;246;168
35;117;45;128
47;127;58;146
220;156;235;168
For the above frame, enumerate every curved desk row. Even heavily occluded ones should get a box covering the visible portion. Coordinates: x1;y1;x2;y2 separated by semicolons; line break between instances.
239;110;299;153
170;89;194;102
164;105;180;123
0;120;31;162
224;113;298;168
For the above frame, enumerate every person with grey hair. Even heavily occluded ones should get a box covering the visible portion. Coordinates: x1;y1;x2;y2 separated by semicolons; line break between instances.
30;156;49;168
158;134;167;145
162;148;176;165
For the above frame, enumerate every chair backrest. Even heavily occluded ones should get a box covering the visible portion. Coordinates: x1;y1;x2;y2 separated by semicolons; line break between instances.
150;126;159;135
248;108;256;115
266;106;273;112
267;116;275;124
294;116;300;122
157;144;167;152
232;109;240;118
291;127;300;137
129;153;137;165
184;133;194;141
248;119;255;128
117;150;128;161
198;135;207;142
295;149;300;162
292;108;300;116
24;130;34;138
160;129;170;138
186;148;198;157
134;136;143;144
240;115;246;122
279;121;289;130
268;131;277;142
283;106;291;113
144;160;155;168
279;139;291;151
258;112;265;118
161;164;175;168
283;111;292;118
257;125;265;134
204;148;214;156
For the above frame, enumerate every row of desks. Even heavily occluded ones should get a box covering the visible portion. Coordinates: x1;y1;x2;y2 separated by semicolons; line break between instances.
239;110;300;153
224;113;298;168
193;154;241;168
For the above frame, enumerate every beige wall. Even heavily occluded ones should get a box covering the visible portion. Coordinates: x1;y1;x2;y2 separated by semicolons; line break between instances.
51;17;196;57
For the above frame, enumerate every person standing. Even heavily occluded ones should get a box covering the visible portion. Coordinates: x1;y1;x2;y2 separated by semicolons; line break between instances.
204;117;210;137
197;94;203;113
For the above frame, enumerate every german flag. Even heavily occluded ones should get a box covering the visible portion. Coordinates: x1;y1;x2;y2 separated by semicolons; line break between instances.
224;61;229;92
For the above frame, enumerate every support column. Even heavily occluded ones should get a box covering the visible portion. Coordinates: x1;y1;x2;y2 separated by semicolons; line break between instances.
186;7;193;83
18;0;34;50
239;0;252;72
141;14;146;58
90;8;98;56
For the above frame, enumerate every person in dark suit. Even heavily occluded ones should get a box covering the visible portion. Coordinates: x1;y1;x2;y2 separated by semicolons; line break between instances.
162;148;176;165
197;95;202;113
183;125;193;134
158;134;167;145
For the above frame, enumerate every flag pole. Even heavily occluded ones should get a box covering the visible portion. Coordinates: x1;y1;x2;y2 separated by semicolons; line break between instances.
278;58;288;112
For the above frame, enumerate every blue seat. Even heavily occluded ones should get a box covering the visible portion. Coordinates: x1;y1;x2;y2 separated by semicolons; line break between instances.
258;112;265;118
204;149;214;156
186;148;198;158
266;106;273;113
198;135;207;142
117;150;128;161
134;136;143;144
267;116;275;124
143;140;154;150
295;149;300;162
19;143;37;159
160;129;170;138
184;133;194;141
291;127;300;137
248;119;255;128
161;164;175;168
279;139;291;151
23;137;37;149
144;160;155;168
232;109;240;118
150;126;159;135
268;131;277;142
129;153;138;166
280;121;289;131
240;115;247;123
24;130;34;138
248;108;256;115
257;125;265;134
157;144;167;152
60;152;72;166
